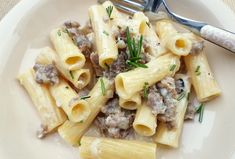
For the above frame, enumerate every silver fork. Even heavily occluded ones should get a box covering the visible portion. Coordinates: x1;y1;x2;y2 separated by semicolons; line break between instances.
98;0;235;53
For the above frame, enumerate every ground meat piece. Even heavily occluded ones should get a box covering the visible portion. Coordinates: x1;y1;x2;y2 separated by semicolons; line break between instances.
156;77;178;129
175;78;185;94
157;96;177;129
101;98;120;115
157;77;178;98
64;21;80;28
185;97;200;120
74;35;92;58
103;51;129;79
64;21;93;57
147;85;166;116
36;124;48;139
90;52;104;77
95;97;135;139
33;63;59;85
190;41;204;54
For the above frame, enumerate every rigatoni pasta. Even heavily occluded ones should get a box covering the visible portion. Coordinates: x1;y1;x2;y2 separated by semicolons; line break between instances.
50;28;86;70
79;136;157;159
89;5;118;68
17;69;67;134
119;93;141;110
115;53;180;99
133;102;157;136
58;78;114;145
156;20;192;56
17;1;223;158
184;51;221;102
153;74;191;148
49;79;91;123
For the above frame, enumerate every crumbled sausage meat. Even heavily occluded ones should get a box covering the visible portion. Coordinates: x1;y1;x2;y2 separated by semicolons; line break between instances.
36;124;48;139
64;21;93;58
90;52;104;77
103;51;129;79
157;77;178;129
190;41;204;54
95;97;135;139
185;97;200;120
147;85;167;116
33;63;59;85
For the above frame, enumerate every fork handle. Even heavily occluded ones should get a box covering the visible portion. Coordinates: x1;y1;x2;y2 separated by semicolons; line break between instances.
200;25;235;52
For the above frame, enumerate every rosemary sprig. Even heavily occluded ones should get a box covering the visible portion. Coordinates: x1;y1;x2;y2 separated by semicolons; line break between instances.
126;27;148;68
177;91;186;101
69;71;74;79
57;30;61;36
170;64;176;71
195;65;201;76
106;6;113;19
143;82;149;99
80;95;91;100
100;78;106;96
146;22;151;28
196;103;204;123
103;30;109;36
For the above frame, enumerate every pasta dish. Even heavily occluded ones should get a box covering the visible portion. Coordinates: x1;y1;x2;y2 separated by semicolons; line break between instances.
17;1;221;158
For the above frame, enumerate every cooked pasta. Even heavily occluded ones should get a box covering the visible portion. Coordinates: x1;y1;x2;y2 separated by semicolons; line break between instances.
89;4;118;68
133;102;157;136
17;69;67;135
156;20;192;56
115;53;180;99
50;28;86;70
80;136;157;159
58;78;114;145
154;74;191;147
184;51;221;102
49;79;91;123
17;1;222;158
119;93;141;110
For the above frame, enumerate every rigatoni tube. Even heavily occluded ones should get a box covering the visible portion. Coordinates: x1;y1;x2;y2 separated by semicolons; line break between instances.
133;12;166;57
36;47;90;89
89;5;118;68
119;93;141;110
79;136;157;159
49;79;90;123
156;20;192;56
58;78;114;145
184;51;221;102
115;53;180;99
154;74;191;148
50;28;86;70
17;69;67;133
133;102;157;136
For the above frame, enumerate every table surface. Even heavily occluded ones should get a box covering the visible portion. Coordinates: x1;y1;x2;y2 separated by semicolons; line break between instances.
0;0;235;20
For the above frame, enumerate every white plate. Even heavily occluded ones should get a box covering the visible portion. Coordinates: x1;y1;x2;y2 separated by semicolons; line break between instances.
0;0;235;159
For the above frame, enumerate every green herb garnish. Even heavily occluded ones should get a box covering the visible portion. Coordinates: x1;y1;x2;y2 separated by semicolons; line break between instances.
78;141;81;146
103;30;109;36
57;30;61;36
63;28;69;34
195;65;201;76
69;71;74;79
177;91;186;101
126;27;148;68
196;104;204;123
143;82;149;99
170;64;176;71
146;22;151;28
106;6;113;19
78;120;84;123
80;95;91;100
100;78;106;96
187;93;190;101
65;86;69;89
